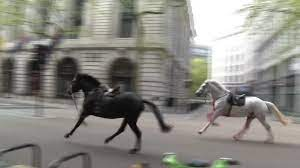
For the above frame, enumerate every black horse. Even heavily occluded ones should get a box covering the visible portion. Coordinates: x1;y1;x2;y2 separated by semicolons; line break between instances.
64;73;172;153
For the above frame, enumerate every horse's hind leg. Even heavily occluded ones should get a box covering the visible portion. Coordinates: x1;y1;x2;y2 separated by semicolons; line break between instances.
233;114;255;141
127;120;142;154
104;119;127;144
256;113;274;143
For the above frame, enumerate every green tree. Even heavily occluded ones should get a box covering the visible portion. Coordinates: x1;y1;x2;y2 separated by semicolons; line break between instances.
0;0;57;38
190;58;207;95
0;0;82;40
240;0;300;41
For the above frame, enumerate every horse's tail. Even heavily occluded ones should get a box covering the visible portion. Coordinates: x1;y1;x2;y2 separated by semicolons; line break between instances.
142;99;173;133
265;101;290;126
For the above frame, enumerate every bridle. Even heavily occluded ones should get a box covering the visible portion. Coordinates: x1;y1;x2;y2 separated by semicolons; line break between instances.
68;80;88;126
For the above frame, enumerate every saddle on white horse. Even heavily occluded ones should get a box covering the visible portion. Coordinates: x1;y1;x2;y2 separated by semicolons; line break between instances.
225;92;246;117
226;92;246;106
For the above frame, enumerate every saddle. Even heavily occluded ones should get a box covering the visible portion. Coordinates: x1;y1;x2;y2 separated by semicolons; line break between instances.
104;86;121;97
84;86;121;108
226;92;246;106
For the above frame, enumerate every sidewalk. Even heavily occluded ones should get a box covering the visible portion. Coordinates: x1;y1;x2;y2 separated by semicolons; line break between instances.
0;96;75;119
0;95;76;109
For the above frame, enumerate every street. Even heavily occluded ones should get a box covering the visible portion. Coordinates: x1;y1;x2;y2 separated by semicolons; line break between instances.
0;99;299;168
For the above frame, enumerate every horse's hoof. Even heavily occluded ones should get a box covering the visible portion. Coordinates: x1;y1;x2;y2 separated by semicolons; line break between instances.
198;131;203;134
104;138;111;144
129;148;140;154
64;133;71;139
162;125;173;133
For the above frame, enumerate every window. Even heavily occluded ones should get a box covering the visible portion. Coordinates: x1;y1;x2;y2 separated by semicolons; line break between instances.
225;76;229;82
68;0;85;38
119;0;136;38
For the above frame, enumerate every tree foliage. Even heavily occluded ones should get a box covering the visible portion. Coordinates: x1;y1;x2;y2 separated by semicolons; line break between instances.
240;0;300;37
0;0;57;38
0;0;83;40
190;58;207;95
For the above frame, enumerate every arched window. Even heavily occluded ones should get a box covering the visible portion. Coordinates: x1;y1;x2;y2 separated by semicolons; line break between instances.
56;57;78;98
110;57;136;92
2;58;14;93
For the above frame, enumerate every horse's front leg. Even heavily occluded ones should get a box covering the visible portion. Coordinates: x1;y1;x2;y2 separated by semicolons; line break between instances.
199;111;220;134
207;112;220;126
198;122;211;134
65;116;87;138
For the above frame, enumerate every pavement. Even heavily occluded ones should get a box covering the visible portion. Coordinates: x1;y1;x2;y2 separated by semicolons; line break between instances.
0;96;77;119
0;97;299;168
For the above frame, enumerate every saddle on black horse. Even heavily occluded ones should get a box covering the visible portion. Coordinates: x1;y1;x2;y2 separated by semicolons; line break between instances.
101;85;121;97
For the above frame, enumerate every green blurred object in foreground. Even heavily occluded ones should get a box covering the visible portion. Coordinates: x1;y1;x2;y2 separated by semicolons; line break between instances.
211;160;229;168
162;153;188;168
162;153;235;168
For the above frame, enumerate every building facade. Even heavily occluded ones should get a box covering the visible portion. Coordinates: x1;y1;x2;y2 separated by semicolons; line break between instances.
211;32;255;92
0;0;194;112
250;12;300;117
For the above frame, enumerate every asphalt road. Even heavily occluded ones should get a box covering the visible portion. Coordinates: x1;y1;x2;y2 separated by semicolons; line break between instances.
0;101;299;168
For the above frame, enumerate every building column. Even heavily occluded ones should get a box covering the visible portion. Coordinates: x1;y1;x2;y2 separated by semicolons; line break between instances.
42;57;56;98
293;74;300;116
13;51;30;95
138;51;168;107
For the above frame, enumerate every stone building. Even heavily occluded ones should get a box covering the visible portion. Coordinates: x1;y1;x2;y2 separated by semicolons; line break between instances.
0;0;195;112
211;32;255;92
248;11;300;117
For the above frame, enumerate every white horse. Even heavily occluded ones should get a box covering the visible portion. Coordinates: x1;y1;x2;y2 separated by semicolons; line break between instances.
195;80;289;143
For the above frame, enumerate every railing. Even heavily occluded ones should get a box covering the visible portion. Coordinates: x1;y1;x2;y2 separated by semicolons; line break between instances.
47;152;91;168
0;144;42;168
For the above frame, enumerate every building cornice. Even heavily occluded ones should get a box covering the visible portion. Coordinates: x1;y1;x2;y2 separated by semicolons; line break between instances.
0;38;168;52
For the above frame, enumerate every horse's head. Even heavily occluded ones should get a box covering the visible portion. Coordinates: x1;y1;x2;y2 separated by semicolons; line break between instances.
195;80;210;97
195;80;229;98
67;73;101;95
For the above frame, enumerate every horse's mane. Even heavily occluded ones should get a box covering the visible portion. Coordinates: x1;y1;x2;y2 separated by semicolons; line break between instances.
78;73;101;87
205;79;229;92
